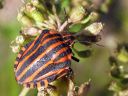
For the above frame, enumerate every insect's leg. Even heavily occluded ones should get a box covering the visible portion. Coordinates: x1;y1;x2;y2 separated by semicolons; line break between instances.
47;84;57;92
71;44;79;62
65;67;74;79
57;67;74;80
71;56;79;62
41;79;56;90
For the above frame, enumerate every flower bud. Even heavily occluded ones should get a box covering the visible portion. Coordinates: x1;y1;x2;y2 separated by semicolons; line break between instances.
70;6;85;23
117;48;128;63
109;82;121;92
89;12;99;22
71;0;89;7
25;3;45;26
17;12;34;27
85;22;103;35
15;35;24;44
31;0;46;12
22;27;41;36
118;89;128;96
81;12;99;24
10;41;20;53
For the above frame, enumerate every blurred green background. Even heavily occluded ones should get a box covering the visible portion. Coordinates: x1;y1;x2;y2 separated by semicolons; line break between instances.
0;0;128;96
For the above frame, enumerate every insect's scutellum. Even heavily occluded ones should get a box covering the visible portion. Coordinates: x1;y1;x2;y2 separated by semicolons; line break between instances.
14;30;76;88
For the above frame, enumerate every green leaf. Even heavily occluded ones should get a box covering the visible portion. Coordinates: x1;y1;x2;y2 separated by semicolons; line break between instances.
69;24;84;33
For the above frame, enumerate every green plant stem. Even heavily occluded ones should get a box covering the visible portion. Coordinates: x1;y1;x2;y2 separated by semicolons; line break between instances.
19;87;30;96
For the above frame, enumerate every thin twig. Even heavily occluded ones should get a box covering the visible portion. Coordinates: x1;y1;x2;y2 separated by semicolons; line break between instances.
59;19;72;32
19;87;30;96
67;79;76;96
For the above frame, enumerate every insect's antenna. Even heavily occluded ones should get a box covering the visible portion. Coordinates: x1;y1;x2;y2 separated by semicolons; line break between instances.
75;40;105;47
95;43;104;47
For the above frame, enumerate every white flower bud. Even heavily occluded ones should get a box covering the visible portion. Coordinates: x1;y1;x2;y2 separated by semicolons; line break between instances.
70;6;85;23
89;12;99;22
22;27;41;36
16;35;24;44
85;22;103;35
10;41;20;53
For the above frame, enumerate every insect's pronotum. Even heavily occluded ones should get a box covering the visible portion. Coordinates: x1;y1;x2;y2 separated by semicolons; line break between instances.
14;29;78;88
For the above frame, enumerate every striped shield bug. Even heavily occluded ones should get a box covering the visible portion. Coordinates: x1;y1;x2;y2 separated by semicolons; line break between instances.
14;29;78;88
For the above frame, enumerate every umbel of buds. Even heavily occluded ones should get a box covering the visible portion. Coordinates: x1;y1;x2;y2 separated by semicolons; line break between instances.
109;43;128;96
11;0;105;96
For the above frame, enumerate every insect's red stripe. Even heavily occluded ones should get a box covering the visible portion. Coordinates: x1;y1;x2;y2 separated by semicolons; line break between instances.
35;67;69;82
57;71;67;79
21;47;26;52
51;47;69;61
22;47;69;83
55;53;71;64
16;35;58;72
21;30;48;57
23;61;52;83
16;47;26;59
17;41;62;81
14;47;26;71
20;41;64;82
21;32;50;58
21;36;39;57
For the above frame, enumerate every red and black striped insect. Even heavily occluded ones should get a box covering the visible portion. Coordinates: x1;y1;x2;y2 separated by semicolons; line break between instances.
14;29;78;88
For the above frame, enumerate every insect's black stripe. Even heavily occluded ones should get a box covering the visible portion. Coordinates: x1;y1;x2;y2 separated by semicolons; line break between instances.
25;74;57;88
17;41;33;60
18;33;62;67
45;74;57;84
33;60;71;81
16;37;64;76
54;48;72;62
15;41;33;69
24;40;34;50
34;30;49;45
19;34;61;61
19;30;48;61
25;80;45;88
18;43;69;83
35;67;69;83
15;57;20;63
